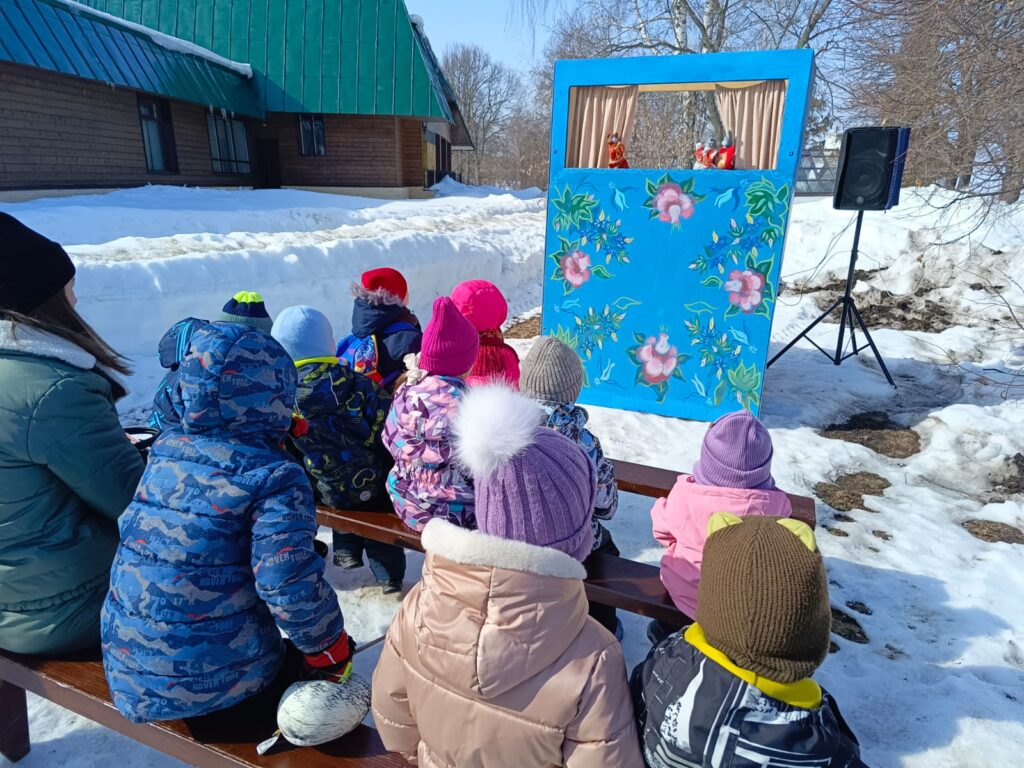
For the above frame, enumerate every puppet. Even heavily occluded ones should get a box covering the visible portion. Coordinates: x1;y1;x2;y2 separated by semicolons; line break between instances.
608;132;630;168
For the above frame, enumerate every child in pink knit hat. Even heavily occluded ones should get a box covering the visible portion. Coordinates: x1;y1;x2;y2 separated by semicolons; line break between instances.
381;297;480;531
450;279;520;387
648;409;793;644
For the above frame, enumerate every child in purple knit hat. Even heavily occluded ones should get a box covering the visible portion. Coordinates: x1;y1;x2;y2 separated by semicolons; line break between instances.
381;296;479;532
648;410;793;643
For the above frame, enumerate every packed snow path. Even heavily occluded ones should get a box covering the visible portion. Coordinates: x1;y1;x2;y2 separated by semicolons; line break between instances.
2;185;1023;768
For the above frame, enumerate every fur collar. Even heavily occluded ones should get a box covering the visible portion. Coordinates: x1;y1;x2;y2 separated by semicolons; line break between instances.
422;519;587;580
0;320;127;393
0;320;96;369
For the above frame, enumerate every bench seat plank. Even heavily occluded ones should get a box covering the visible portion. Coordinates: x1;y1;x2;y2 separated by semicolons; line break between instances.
316;507;686;626
609;459;817;527
0;650;406;768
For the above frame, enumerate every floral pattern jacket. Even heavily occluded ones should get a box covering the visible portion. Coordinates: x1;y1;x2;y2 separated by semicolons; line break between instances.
382;370;474;531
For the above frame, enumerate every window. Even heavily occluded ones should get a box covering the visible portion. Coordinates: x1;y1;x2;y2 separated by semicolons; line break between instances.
298;114;326;156
137;96;178;173
206;112;252;174
565;80;788;171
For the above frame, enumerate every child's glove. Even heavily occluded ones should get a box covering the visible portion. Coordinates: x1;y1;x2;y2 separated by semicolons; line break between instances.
301;632;354;684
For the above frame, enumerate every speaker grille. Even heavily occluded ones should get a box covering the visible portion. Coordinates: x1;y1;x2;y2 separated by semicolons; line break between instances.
834;128;901;210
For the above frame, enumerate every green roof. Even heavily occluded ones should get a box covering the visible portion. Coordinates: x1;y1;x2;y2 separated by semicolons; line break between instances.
0;0;262;116
77;0;455;120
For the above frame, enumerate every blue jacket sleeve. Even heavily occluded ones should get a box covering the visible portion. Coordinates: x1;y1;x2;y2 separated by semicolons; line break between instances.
383;328;422;368
588;429;619;521
250;461;345;653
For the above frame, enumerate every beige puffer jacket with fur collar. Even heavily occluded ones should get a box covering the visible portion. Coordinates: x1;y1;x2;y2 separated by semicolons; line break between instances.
371;519;642;767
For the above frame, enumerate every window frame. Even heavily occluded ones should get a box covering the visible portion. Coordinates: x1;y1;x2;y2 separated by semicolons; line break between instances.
206;112;252;175
137;95;179;174
298;113;326;157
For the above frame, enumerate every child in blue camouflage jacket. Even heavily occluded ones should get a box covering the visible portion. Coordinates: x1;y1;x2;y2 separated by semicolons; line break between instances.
102;323;353;723
272;305;406;595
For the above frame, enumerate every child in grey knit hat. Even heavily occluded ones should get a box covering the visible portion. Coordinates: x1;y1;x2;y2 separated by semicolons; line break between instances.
519;335;622;639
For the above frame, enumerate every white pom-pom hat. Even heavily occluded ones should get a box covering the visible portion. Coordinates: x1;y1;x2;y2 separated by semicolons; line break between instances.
453;384;597;562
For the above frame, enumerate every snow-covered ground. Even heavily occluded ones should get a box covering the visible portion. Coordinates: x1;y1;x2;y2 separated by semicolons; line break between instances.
2;184;1023;768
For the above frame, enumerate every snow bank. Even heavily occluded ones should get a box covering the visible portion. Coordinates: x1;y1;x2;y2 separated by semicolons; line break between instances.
430;176;545;200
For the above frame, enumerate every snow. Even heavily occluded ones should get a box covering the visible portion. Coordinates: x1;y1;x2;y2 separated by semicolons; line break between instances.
2;183;1024;767
431;175;545;200
56;1;254;79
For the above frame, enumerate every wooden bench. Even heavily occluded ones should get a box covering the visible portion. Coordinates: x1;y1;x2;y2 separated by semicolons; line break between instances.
0;647;407;767
317;459;816;629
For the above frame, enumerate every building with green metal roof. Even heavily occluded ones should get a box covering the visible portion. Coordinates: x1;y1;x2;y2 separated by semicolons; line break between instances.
0;0;470;197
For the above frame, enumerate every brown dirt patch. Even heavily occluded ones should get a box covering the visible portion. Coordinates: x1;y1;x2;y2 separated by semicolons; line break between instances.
833;513;856;523
822;412;922;459
831;607;869;644
823;526;849;537
505;315;541;339
812;286;956;333
845;600;873;616
872;529;893;541
815;472;891;512
998;453;1024;495
962;519;1024;545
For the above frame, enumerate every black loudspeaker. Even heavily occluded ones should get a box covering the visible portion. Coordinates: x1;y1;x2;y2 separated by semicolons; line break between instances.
833;127;911;211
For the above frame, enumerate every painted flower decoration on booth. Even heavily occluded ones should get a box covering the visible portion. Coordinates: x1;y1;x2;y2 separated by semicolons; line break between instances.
561;250;592;288
644;173;705;228
628;331;690;403
724;269;766;313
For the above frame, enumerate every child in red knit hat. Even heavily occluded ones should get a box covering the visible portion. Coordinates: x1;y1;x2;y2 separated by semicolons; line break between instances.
381;296;479;531
450;279;520;387
337;267;422;390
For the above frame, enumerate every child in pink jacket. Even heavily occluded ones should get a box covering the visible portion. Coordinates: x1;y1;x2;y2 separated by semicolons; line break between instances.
450;279;520;387
649;410;792;643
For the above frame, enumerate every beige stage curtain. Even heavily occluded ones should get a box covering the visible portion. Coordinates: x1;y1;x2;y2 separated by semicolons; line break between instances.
714;80;787;170
566;85;639;168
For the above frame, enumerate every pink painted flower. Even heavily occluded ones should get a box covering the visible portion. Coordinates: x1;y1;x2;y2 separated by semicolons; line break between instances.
560;250;591;288
654;183;695;225
637;332;679;384
724;269;766;313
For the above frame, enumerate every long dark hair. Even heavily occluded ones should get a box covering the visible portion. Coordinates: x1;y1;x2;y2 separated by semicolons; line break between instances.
1;290;132;375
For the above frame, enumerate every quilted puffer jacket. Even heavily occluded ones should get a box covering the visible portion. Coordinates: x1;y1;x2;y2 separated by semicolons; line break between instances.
381;371;474;531
101;324;345;723
372;520;643;767
630;625;866;768
289;357;393;509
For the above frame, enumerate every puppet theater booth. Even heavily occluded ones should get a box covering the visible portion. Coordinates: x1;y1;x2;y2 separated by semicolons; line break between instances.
542;50;814;421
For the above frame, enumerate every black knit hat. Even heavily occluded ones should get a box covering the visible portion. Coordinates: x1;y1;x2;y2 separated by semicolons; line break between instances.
0;213;76;314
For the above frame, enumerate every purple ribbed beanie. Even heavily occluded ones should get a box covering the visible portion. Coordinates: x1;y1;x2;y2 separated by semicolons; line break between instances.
454;385;596;562
692;410;776;490
420;296;480;377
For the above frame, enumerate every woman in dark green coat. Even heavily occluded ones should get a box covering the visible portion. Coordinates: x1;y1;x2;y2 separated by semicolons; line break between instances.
0;213;144;654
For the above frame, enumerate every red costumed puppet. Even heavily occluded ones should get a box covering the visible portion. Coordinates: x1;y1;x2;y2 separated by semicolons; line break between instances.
715;133;736;169
608;132;629;168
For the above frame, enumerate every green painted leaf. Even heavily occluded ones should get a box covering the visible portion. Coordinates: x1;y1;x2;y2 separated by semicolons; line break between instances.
644;178;658;196
775;183;790;202
683;302;716;315
591;265;614;279
724;304;741;319
633;331;646;344
713;380;727;406
755;302;772;318
702;275;724;288
614;296;641;311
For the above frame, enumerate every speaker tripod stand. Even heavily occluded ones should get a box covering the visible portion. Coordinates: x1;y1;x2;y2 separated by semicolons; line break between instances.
767;210;896;387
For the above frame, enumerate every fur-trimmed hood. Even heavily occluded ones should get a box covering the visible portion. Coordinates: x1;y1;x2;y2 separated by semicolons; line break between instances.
415;519;590;698
0;319;127;393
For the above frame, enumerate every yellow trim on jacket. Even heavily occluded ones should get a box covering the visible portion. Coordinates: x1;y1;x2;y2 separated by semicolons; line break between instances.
684;624;823;709
293;356;339;367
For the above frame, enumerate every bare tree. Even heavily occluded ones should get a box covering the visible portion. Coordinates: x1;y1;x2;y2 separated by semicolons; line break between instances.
848;0;1024;209
442;45;524;185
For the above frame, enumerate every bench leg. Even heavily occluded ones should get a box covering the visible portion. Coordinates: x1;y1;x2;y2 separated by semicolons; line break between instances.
0;680;30;762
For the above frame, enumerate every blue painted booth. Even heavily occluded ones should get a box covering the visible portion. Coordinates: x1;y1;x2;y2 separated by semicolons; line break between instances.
542;50;814;420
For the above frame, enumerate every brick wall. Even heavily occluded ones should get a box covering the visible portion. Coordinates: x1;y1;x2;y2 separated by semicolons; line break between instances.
0;62;255;190
259;113;426;188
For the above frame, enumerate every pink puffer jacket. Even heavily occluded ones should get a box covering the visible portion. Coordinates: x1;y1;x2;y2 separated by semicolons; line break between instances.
372;520;642;768
652;473;793;619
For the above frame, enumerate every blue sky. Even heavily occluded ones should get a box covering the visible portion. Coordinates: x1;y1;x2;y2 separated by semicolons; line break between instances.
405;0;555;74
